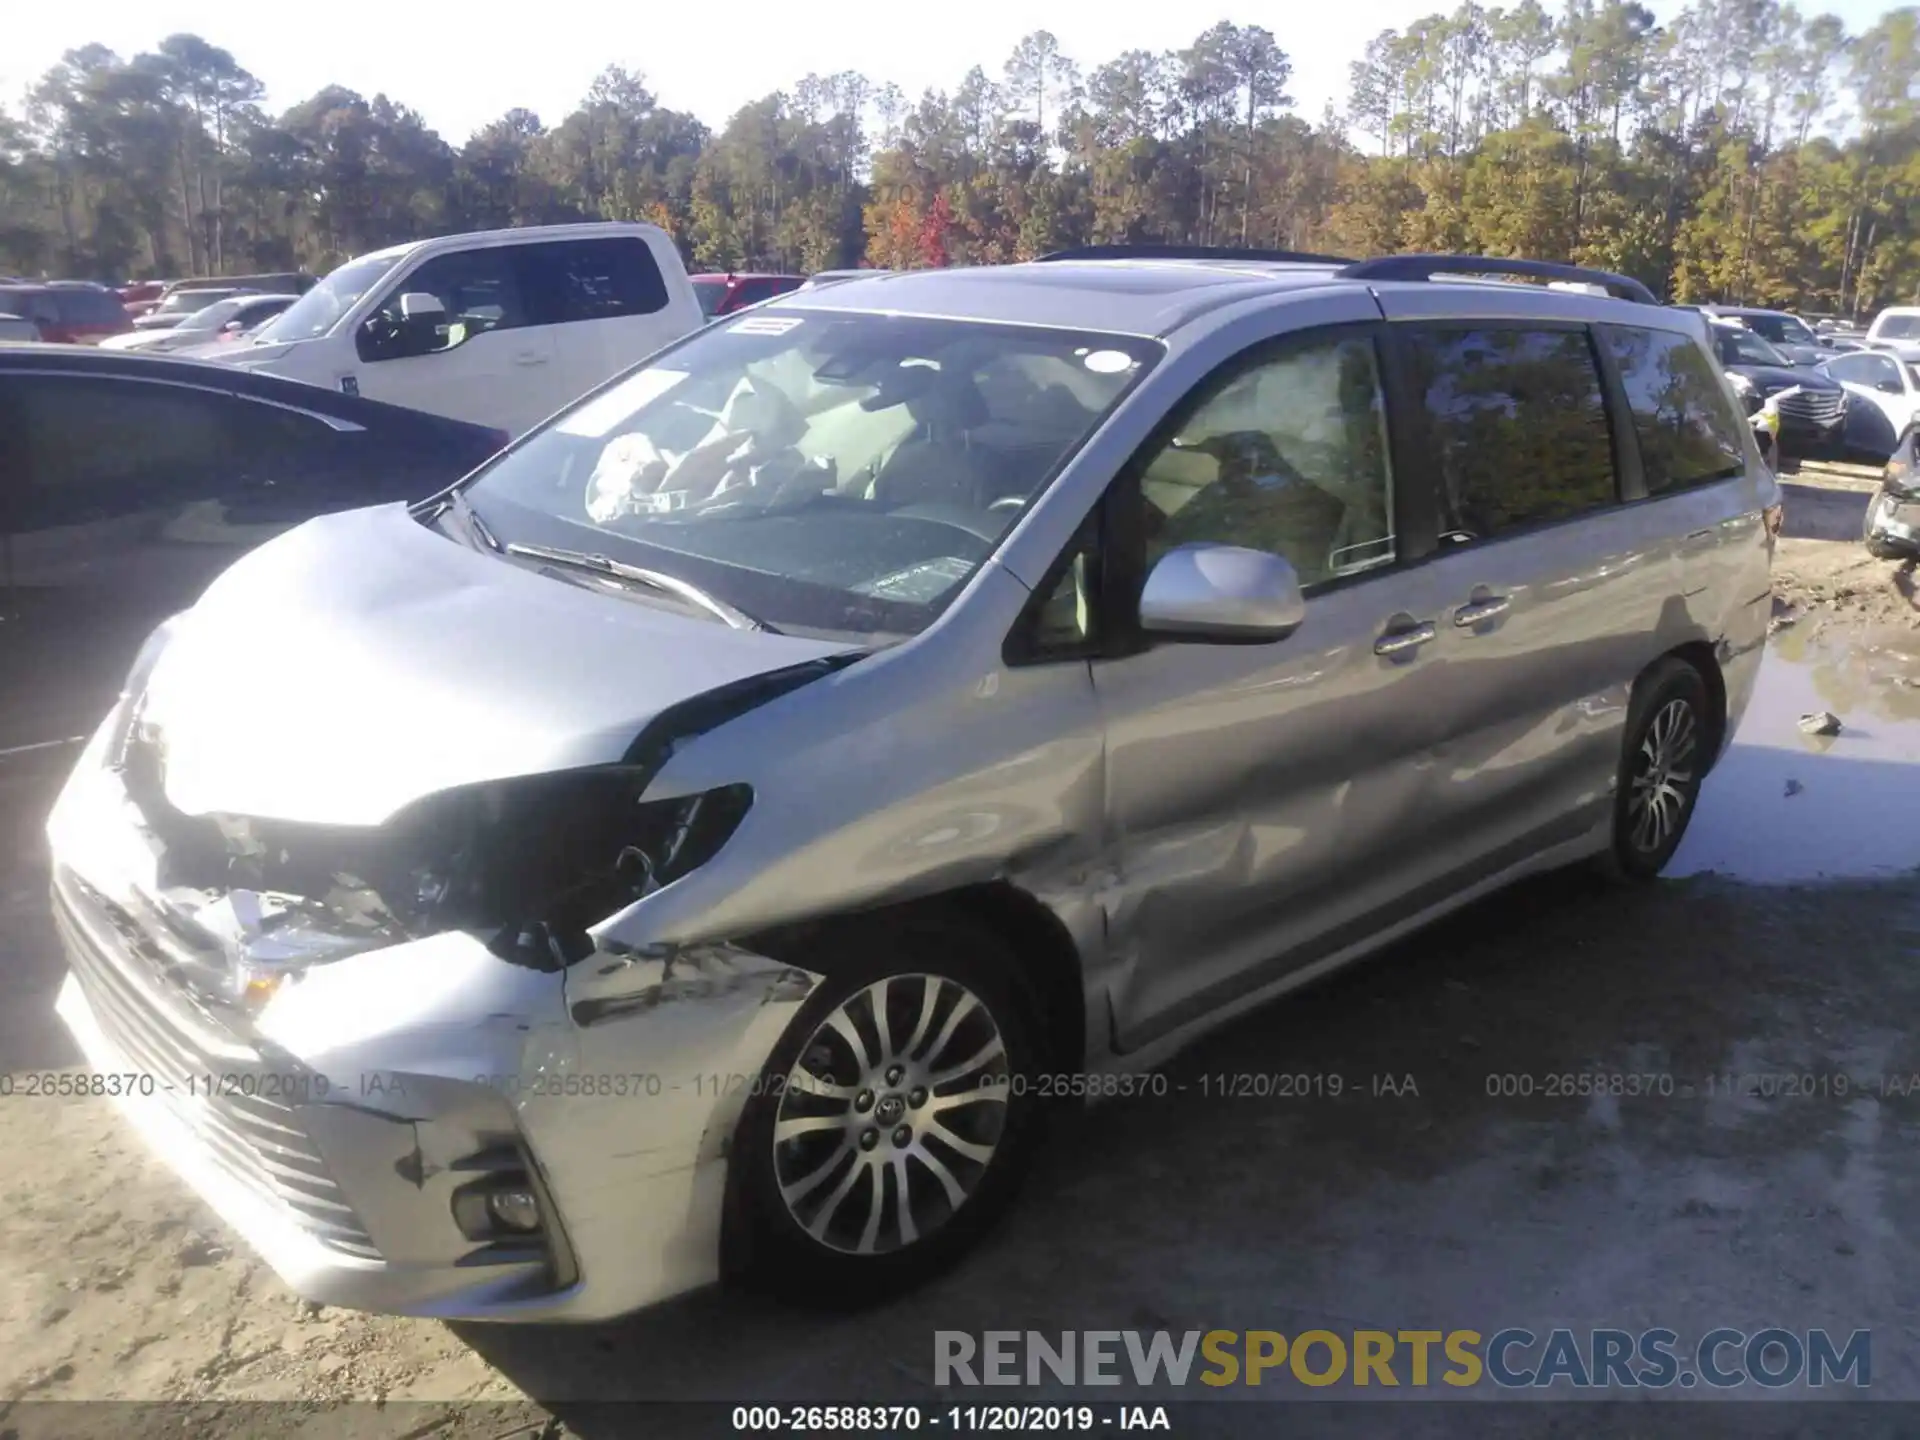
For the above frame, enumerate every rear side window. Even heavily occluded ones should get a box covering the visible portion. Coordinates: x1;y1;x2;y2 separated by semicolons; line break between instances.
1599;326;1747;493
1403;326;1617;539
515;238;669;324
54;288;127;326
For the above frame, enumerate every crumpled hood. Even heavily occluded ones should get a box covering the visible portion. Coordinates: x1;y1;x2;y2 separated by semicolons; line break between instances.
138;503;858;826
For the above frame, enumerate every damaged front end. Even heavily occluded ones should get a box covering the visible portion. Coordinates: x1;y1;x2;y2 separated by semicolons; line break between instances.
45;639;848;1320
116;697;755;997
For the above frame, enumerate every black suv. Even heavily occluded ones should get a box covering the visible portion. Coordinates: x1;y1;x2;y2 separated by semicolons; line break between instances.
1708;323;1848;461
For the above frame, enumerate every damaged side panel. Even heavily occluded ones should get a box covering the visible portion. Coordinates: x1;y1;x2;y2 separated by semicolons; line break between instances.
575;565;1115;1054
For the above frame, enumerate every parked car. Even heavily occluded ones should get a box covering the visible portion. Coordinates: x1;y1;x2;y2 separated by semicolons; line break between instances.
117;281;167;313
198;223;704;438
0;283;134;345
691;271;806;320
798;269;896;291
0;346;508;760
1863;423;1920;560
131;286;248;332
1708;321;1848;460
1698;305;1829;364
1822;345;1920;463
100;293;299;354
1865;306;1920;346
43;248;1778;1323
0;312;45;343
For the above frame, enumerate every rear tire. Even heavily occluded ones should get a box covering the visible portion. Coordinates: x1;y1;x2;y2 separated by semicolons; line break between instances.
726;911;1043;1307
1597;658;1711;882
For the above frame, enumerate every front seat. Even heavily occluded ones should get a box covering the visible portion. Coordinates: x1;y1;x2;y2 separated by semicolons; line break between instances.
870;374;995;509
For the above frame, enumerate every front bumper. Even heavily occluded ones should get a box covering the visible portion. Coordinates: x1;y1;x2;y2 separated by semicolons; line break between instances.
1867;490;1920;554
47;724;821;1322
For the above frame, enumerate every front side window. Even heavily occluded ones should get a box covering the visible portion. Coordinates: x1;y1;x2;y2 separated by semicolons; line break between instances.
460;312;1159;639
516;238;670;325
253;254;403;343
1600;326;1747;494
1404;326;1616;538
361;249;525;362
1136;334;1396;587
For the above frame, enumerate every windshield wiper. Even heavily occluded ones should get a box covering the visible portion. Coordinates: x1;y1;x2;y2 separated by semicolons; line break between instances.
448;489;501;552
504;542;771;632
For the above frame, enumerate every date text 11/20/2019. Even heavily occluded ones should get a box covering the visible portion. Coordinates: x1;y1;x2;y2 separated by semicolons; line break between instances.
731;1405;1170;1431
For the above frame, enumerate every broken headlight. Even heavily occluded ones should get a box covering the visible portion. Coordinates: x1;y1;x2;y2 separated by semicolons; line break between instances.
350;770;753;967
139;768;752;975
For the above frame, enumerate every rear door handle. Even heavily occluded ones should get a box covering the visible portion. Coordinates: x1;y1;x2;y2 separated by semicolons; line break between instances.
512;350;549;367
1374;621;1436;657
1453;596;1511;627
1685;527;1715;542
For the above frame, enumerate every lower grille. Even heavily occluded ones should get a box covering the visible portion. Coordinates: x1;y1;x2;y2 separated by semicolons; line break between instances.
54;870;381;1260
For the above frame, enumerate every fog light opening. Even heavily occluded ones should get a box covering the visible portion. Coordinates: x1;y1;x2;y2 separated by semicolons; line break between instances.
451;1167;548;1244
486;1185;541;1234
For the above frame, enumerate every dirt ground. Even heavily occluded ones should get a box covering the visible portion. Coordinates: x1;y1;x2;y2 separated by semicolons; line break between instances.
1771;465;1920;632
3;464;1919;1438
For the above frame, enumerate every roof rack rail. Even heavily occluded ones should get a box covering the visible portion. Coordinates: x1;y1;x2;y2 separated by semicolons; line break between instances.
1338;254;1660;307
1037;244;1356;266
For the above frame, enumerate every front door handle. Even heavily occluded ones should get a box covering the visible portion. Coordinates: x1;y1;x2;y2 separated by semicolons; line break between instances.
1684;527;1715;542
512;350;549;367
1374;621;1436;657
1453;595;1511;627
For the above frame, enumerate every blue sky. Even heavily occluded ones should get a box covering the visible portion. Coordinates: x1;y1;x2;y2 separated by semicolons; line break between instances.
2;0;1897;145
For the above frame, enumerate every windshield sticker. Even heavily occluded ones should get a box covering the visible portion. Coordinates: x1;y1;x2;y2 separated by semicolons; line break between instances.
731;315;805;337
1083;349;1135;374
556;368;689;438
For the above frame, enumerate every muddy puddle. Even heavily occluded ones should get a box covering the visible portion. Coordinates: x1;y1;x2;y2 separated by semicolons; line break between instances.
1672;625;1920;882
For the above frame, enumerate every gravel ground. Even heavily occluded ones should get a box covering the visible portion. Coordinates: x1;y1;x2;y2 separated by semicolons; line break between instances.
3;468;1918;1439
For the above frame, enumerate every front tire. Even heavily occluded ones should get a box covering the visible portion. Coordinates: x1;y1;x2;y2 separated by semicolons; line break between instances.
727;912;1042;1306
1600;658;1710;881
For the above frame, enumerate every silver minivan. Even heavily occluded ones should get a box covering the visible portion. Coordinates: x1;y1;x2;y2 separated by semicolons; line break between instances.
48;250;1778;1322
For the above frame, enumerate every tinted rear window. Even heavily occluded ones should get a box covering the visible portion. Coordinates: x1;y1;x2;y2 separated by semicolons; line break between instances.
1403;326;1618;539
515;237;669;324
53;288;128;326
1600;326;1747;493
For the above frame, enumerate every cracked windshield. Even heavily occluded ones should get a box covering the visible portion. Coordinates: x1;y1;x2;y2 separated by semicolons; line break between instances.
463;313;1158;637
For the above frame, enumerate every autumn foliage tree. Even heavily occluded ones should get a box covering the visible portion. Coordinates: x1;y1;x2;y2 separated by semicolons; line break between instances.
5;6;1920;314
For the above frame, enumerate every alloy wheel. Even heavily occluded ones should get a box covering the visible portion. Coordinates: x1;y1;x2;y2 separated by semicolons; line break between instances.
772;974;1011;1256
1627;696;1698;853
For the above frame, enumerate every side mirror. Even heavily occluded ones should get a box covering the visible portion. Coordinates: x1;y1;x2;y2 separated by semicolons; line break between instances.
357;292;449;362
1139;543;1306;642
